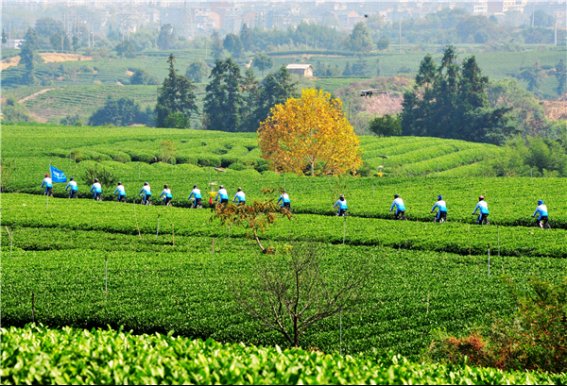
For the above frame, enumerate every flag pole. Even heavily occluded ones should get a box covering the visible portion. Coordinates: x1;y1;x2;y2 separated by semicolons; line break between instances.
46;162;51;209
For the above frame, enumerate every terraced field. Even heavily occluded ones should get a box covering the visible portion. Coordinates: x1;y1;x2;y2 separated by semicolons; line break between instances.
16;85;164;122
4;124;501;179
2;124;565;383
3;193;566;355
4;124;565;227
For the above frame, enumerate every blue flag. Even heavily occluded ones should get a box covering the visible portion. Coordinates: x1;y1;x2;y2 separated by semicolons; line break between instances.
50;165;67;183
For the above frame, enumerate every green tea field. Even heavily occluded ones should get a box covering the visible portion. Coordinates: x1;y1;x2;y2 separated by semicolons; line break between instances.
1;124;566;383
2;325;565;385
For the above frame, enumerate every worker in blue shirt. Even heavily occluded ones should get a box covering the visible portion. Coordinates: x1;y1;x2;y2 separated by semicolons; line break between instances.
41;174;53;196
472;195;489;225
532;199;549;229
160;184;173;206
334;194;348;216
390;194;406;220
215;185;229;205
139;182;152;205
90;179;102;201
188;185;202;208
431;195;447;223
233;187;246;205
65;177;78;198
278;191;291;210
114;182;126;202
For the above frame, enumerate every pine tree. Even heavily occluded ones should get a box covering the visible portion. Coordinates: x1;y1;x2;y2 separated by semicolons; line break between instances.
240;68;260;132
400;46;513;144
20;28;38;85
210;31;224;61
156;54;198;128
239;23;254;51
555;59;566;96
203;58;244;132
253;66;297;130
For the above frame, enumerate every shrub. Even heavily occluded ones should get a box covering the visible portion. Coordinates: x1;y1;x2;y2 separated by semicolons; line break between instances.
83;165;118;189
369;115;402;137
129;68;158;85
158;140;176;164
196;157;219;167
110;151;132;163
60;115;82;126
128;151;157;164
229;162;246;171
427;278;567;372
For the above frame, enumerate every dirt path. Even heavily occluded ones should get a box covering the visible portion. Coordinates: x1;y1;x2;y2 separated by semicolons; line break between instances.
18;88;54;104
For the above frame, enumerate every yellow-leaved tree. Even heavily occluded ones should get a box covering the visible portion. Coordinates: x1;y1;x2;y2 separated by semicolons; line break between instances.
258;88;362;176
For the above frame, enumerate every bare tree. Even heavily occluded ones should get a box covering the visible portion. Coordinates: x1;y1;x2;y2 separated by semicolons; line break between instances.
214;200;291;254
236;244;366;347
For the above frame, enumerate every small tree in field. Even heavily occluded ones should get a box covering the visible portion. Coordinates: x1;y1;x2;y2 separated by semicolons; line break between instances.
214;201;291;254
236;243;366;348
258;88;362;176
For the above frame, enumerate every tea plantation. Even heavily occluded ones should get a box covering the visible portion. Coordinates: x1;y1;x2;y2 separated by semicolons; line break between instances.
2;325;565;385
1;124;566;383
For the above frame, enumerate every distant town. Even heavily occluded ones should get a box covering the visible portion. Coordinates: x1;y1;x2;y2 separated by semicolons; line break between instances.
2;0;565;39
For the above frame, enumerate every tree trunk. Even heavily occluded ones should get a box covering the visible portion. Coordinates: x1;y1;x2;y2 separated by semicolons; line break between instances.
293;315;299;347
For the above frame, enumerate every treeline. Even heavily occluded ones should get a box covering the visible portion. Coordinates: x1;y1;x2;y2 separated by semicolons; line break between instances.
366;47;567;176
87;55;297;132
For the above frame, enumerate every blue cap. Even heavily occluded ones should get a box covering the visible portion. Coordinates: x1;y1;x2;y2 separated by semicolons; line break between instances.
538;199;543;205
438;195;443;200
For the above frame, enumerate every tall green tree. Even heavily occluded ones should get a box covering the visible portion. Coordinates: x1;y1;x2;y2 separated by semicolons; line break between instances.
488;79;547;137
239;23;254;51
223;33;243;58
34;17;65;49
156;54;198;128
203;58;244;131
252;53;273;75
252;66;297;130
185;61;209;83
210;31;224;61
20;28;38;85
515;63;542;94
401;46;513;144
157;24;175;50
346;22;374;52
555;59;566;96
240;68;260;132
